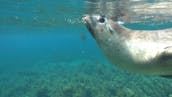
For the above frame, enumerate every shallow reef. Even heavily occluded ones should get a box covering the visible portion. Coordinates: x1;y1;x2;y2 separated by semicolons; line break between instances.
0;59;172;97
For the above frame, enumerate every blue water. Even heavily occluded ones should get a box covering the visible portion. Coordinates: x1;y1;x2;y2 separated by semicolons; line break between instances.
1;0;172;97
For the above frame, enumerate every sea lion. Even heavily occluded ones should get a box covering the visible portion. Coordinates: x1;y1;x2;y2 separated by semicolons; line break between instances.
83;14;172;76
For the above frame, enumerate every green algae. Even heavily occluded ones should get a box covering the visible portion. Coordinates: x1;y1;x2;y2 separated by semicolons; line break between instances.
0;59;172;97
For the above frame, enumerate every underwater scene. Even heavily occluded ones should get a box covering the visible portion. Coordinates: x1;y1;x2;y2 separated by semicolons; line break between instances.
1;0;172;97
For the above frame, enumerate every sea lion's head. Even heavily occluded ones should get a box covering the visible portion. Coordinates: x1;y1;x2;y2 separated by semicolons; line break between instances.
82;14;126;46
82;14;115;42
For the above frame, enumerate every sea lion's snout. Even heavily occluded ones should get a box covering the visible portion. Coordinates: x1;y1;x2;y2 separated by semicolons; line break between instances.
82;15;93;25
82;15;96;38
82;15;89;24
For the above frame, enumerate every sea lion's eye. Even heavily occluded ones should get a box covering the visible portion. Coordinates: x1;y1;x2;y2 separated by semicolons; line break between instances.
98;17;105;23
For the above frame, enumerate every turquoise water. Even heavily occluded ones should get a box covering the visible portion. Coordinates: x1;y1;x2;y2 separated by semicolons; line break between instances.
0;0;172;97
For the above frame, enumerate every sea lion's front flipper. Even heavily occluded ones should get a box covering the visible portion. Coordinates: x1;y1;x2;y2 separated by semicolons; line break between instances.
161;75;172;79
158;46;172;78
164;46;172;53
159;46;172;61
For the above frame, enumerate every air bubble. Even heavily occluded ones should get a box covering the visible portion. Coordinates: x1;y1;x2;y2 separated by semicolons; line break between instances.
65;17;82;25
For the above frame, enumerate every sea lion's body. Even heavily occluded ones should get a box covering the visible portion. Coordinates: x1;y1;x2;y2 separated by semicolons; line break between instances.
83;14;172;76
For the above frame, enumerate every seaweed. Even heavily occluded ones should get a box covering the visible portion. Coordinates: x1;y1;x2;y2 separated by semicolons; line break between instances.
36;88;50;97
62;86;75;97
6;86;29;97
108;87;116;96
1;60;172;97
83;88;93;97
